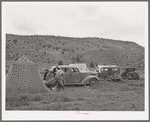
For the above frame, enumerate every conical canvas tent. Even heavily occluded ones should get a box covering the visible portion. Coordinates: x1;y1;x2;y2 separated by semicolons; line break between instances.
69;63;90;72
6;55;50;94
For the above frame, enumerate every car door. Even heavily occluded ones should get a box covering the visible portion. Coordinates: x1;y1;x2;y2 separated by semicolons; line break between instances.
61;68;71;84
70;68;81;83
100;68;110;79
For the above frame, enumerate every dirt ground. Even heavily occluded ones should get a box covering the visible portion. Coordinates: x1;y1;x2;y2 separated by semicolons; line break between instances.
6;78;144;111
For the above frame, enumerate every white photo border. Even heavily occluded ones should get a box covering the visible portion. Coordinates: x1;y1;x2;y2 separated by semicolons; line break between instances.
2;1;149;120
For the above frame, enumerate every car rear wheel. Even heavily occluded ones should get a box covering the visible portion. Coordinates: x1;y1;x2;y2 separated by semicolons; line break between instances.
89;79;97;86
132;73;139;80
114;72;120;80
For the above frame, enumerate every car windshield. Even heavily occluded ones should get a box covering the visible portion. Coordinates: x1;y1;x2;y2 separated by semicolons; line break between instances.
101;68;108;72
113;68;118;71
129;68;135;71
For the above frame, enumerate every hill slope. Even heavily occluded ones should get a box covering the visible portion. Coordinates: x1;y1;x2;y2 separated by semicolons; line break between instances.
6;34;144;71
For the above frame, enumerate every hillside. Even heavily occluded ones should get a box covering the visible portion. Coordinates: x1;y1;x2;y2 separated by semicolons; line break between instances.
6;34;144;72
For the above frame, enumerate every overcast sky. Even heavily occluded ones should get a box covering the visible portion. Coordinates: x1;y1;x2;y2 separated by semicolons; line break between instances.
3;2;148;46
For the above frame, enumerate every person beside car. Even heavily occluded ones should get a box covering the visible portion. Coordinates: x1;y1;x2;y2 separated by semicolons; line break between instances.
52;65;65;91
52;65;60;77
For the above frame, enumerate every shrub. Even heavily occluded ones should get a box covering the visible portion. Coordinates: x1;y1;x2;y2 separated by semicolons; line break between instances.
61;50;64;54
58;60;63;65
43;51;46;56
90;62;94;68
47;44;52;48
76;55;80;62
6;94;30;107
18;94;30;101
47;58;51;64
63;48;68;51
63;97;72;102
71;49;74;52
32;94;43;101
72;57;75;60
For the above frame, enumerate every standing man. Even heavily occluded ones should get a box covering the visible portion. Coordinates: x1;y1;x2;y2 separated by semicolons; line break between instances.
52;64;65;91
52;64;60;77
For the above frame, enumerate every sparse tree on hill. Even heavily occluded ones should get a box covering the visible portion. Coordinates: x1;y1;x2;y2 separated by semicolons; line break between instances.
56;46;59;50
76;55;80;62
47;57;51;64
72;57;75;61
58;60;63;65
71;57;76;63
71;49;74;53
90;62;94;68
47;44;51;48
61;50;64;54
44;51;46;56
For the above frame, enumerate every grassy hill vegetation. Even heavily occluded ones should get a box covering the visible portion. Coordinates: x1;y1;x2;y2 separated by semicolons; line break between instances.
6;34;144;72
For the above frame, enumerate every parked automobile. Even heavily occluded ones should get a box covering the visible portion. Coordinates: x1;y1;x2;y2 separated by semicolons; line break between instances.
46;65;99;87
94;65;121;82
120;67;140;80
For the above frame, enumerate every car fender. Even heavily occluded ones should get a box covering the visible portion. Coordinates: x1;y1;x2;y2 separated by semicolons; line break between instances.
81;75;99;84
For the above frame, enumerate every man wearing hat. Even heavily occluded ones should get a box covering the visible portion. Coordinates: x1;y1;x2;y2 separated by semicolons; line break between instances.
52;64;60;77
52;64;65;91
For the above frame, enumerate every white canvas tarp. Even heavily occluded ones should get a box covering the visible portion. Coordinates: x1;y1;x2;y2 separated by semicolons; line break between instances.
69;63;90;72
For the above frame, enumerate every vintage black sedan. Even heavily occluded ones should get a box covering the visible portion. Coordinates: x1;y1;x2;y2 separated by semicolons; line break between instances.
94;65;121;82
120;67;140;80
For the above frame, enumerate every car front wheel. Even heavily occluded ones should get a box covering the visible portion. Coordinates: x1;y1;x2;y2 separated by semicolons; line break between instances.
89;79;97;86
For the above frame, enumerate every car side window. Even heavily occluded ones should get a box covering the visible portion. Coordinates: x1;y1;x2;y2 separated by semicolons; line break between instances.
71;68;79;73
115;68;118;71
102;68;108;71
105;68;108;71
63;68;71;74
113;68;118;71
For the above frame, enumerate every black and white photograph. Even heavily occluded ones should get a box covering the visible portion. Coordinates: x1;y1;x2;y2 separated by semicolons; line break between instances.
2;1;149;120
